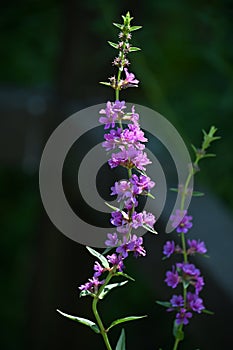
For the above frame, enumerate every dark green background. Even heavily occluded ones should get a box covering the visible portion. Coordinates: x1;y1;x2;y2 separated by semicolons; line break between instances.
1;1;232;349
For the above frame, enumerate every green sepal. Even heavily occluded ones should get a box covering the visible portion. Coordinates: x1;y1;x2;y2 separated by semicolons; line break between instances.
115;328;126;350
182;279;190;289
202;309;214;315
156;300;171;308
115;271;135;282
113;22;123;30
145;192;155;199
99;81;111;86
130;25;142;32
142;223;158;234
79;289;95;298
173;320;184;341
107;315;147;331
108;41;118;49
129;46;141;52
57;310;100;334
99;281;128;299
86;246;110;269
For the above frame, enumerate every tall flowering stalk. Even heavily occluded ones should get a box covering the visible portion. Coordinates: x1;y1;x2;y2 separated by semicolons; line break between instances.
157;127;220;350
57;12;157;350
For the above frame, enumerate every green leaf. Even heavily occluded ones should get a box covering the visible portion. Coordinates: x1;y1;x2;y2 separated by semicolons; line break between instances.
202;309;214;315
173;320;184;341
115;271;135;281
129;46;141;52
203;153;216;158
170;187;179;193
142;223;158;234
99;281;128;299
79;289;95;298
99;81;111;86
57;310;100;334
108;41;118;49
107;315;147;331
104;202;129;220
156;300;171;308
86;246;110;269
192;191;205;197
113;22;123;30
130;25;142;31
115;328;126;350
102;247;113;255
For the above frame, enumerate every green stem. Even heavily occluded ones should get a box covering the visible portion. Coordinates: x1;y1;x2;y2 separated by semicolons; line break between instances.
92;272;114;350
173;329;182;350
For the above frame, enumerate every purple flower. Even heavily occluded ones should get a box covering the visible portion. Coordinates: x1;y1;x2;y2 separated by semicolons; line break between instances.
122;68;139;88
102;128;122;151
130;174;155;193
175;308;192;325
163;241;175;258
177;262;200;277
109;146;151;171
99;101;126;129
165;267;180;288
79;277;104;293
187;239;207;255
170;209;193;233
142;210;156;228
105;232;119;247
107;253;124;271
194;276;205;293
131;212;144;229
187;292;205;313
111;211;125;227
93;261;104;277
170;294;184;308
132;235;146;257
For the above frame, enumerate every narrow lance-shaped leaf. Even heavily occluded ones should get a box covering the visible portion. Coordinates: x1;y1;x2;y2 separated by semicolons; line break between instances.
99;281;128;299
115;328;126;350
99;81;111;87
115;271;135;281
108;41;118;49
79;289;95;298
107;315;147;331
156;300;171;308
129;46;141;52
142;223;158;234
57;310;100;334
130;25;142;31
113;22;123;30
86;246;110;269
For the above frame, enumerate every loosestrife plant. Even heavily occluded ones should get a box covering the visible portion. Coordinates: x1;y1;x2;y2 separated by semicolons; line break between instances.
57;12;157;350
157;127;220;350
57;11;220;350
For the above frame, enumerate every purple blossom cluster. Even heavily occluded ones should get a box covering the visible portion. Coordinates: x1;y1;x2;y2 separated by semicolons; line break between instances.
161;210;207;325
99;100;156;246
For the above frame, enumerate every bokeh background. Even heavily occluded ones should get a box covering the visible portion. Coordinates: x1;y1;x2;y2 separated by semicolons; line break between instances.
1;1;233;349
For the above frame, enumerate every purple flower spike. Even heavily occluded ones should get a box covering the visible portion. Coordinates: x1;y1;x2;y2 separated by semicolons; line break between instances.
175;308;192;325
163;241;175;258
170;209;193;234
